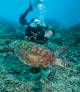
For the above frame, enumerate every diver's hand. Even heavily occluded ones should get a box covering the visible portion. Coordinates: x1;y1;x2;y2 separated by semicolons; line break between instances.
29;4;33;11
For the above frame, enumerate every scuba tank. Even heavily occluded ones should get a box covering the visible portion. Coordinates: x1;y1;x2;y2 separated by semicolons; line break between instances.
31;0;47;25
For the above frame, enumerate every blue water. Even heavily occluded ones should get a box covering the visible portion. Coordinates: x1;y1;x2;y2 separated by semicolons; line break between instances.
0;0;80;92
0;0;80;27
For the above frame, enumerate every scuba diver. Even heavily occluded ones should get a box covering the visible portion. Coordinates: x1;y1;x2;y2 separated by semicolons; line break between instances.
19;0;55;44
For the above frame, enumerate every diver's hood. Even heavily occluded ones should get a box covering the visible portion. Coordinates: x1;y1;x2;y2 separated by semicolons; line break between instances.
30;19;46;27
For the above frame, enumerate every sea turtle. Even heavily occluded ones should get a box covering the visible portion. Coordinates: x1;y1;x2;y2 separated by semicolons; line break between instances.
0;40;68;68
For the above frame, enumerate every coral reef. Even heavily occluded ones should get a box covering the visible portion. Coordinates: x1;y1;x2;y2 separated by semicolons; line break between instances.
0;18;80;92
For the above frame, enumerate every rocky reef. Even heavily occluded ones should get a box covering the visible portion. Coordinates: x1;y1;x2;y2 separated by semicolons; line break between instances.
0;17;80;92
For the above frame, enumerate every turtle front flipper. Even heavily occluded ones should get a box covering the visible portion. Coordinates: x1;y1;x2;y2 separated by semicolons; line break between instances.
0;47;14;53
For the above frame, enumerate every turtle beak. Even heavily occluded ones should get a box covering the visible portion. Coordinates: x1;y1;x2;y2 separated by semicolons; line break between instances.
52;58;69;67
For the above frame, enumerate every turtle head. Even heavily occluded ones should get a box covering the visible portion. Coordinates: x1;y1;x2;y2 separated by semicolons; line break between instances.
51;58;70;67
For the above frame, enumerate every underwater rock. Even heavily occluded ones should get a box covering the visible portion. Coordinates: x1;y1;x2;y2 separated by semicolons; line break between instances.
52;38;63;45
74;37;80;45
54;32;62;39
5;40;11;45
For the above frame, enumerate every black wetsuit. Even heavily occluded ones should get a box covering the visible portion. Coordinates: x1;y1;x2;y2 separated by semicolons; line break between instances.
25;25;46;41
19;3;47;44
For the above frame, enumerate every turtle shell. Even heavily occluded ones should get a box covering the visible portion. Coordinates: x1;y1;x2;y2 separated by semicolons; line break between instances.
11;40;54;67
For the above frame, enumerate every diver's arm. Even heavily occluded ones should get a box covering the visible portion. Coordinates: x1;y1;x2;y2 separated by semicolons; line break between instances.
19;0;33;25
